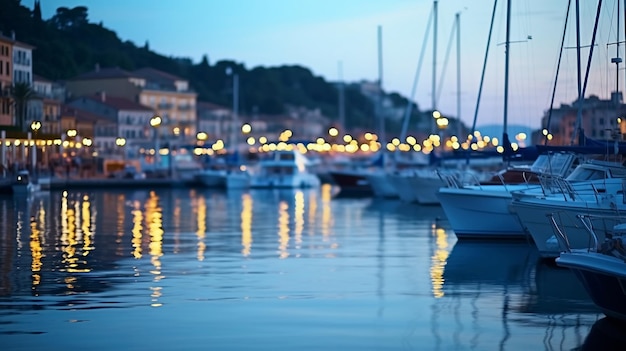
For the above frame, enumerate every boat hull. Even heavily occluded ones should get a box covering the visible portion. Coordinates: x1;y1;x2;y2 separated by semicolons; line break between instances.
437;186;528;239
249;174;320;188
366;172;398;198
388;173;417;203
510;198;619;258
407;173;444;205
195;171;227;188
557;252;626;322
328;170;372;197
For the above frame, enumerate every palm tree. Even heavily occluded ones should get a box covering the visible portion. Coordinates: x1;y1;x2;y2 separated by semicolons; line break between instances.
11;82;34;132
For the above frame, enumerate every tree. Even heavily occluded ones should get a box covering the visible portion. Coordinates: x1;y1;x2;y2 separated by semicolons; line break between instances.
33;0;42;21
11;82;34;132
51;6;88;30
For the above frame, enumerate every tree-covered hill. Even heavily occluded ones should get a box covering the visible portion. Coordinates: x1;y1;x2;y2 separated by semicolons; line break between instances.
0;0;423;134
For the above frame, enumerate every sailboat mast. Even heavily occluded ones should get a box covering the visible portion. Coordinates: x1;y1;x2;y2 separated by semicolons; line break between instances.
377;25;385;146
456;11;462;139
573;0;583;145
503;0;511;154
616;1;621;99
432;0;438;132
338;61;345;132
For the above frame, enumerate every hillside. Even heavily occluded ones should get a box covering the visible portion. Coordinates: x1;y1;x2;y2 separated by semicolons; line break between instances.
0;0;424;134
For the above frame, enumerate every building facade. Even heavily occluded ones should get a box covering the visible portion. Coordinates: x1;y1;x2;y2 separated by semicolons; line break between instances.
66;66;197;146
0;35;13;125
12;40;33;86
68;93;156;157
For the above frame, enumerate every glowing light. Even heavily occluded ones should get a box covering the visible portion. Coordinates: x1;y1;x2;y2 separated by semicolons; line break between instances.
196;132;208;141
241;123;252;134
328;127;338;137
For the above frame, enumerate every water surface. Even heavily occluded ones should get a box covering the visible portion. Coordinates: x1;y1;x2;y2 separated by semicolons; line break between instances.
0;186;616;350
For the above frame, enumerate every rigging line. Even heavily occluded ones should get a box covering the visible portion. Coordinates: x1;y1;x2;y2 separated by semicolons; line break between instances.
399;5;434;142
577;0;604;145
435;17;458;107
468;0;499;165
572;0;582;146
545;0;572;145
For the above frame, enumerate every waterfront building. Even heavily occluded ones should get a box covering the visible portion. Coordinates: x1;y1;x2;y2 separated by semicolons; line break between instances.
12;37;33;86
536;94;626;145
60;104;116;158
66;66;198;145
33;75;62;135
0;35;13;125
67;93;156;158
196;101;230;143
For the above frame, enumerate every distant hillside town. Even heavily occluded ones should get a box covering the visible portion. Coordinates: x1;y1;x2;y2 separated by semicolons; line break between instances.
0;1;626;177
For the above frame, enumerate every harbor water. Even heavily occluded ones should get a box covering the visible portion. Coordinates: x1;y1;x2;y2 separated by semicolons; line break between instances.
0;185;623;350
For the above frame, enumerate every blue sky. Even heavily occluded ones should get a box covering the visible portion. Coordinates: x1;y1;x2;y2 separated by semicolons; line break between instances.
38;1;625;131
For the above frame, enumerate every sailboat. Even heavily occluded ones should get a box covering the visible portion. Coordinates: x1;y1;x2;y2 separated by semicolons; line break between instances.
435;0;582;239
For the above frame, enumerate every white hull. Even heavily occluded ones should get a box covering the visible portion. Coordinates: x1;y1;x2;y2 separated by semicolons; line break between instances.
407;173;444;205
437;186;529;239
366;172;398;198
226;172;250;189
389;173;417;203
511;198;619;258
195;170;227;187
249;174;320;188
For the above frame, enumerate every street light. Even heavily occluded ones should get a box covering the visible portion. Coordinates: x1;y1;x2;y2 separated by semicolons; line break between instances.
30;120;41;177
30;120;41;134
150;115;162;169
115;137;126;161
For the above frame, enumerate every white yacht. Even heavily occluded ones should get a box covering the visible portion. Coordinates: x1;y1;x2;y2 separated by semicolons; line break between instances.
195;168;227;188
225;165;251;189
436;152;579;239
249;150;320;188
510;160;626;258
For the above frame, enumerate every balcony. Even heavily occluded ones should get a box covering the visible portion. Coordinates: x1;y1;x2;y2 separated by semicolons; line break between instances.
158;102;173;109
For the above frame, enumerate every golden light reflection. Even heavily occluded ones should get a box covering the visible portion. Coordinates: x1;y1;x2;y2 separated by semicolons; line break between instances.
116;194;126;247
172;196;181;250
131;200;144;259
61;192;79;274
145;192;164;279
30;217;42;288
430;227;450;298
241;193;253;256
278;201;290;259
308;187;318;228
321;184;333;238
196;195;207;261
294;191;305;252
81;195;94;255
151;286;163;307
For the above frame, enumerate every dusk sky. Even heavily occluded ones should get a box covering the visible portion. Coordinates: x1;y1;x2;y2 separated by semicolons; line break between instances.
38;1;625;131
